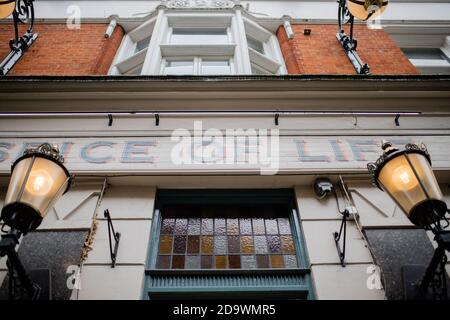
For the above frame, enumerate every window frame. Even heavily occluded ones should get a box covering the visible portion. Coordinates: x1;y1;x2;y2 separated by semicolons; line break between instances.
144;189;313;300
402;47;450;74
160;56;235;75
110;10;287;75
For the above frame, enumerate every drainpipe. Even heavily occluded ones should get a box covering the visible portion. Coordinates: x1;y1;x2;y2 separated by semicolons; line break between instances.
105;15;119;38
282;15;295;40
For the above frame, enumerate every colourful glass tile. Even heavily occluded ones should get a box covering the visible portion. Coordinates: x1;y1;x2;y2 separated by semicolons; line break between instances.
187;235;200;254
281;235;295;254
174;219;188;235
201;255;213;269
240;236;255;254
185;255;200;269
201;236;214;254
278;218;292;234
215;255;227;269
270;255;285;268
239;218;252;235
254;236;268;254
252;218;265;235
267;235;282;254
226;218;239;235
256;255;269;268
228;236;240;254
188;218;200;235
228;255;241;269
214;218;226;235
265;218;279;235
156;255;170;269
173;236;187;254
172;255;185;269
201;218;214;235
241;255;257;269
283;255;298;268
214;236;227;254
158;235;173;254
161;218;175;235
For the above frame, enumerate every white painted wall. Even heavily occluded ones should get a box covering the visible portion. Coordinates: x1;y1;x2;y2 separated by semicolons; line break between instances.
295;185;386;300
30;1;450;21
75;186;156;300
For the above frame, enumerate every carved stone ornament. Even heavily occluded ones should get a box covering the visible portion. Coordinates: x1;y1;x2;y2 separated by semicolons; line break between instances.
164;0;237;8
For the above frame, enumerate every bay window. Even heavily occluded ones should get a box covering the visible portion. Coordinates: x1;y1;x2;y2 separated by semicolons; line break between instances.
109;8;287;76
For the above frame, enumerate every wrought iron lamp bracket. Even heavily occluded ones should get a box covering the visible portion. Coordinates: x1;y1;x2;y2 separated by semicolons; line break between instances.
336;0;370;75
0;0;38;76
104;209;121;268
0;229;41;300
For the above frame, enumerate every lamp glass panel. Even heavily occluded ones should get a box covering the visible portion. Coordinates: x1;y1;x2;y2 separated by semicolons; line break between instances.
347;0;387;20
4;157;32;206
378;153;443;218
4;157;69;218
407;153;444;202
0;2;15;20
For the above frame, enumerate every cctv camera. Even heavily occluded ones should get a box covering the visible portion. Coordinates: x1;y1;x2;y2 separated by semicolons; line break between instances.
313;178;334;199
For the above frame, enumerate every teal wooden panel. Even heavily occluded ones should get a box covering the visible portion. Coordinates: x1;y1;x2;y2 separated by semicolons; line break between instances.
143;189;315;300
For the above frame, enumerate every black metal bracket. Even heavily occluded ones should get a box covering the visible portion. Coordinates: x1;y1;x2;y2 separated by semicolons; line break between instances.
0;229;41;300
333;209;350;267
155;113;160;126
274;113;279;126
395;114;400;126
108;114;113;127
0;0;38;76
403;230;450;300
104;209;120;268
336;0;370;75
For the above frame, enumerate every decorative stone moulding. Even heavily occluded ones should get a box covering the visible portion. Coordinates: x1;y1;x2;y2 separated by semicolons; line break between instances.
162;0;238;9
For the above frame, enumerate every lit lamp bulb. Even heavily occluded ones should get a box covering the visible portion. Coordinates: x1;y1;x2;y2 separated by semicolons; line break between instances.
347;0;388;21
392;164;418;191
26;169;54;196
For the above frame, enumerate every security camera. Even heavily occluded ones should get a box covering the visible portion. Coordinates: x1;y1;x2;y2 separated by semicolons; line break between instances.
313;178;334;199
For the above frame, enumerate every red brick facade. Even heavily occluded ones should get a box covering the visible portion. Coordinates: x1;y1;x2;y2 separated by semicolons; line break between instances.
0;23;124;75
277;24;418;75
0;22;416;76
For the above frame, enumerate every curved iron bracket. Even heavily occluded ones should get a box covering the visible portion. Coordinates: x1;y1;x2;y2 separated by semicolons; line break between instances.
104;209;121;268
0;0;38;76
336;0;370;75
333;209;350;267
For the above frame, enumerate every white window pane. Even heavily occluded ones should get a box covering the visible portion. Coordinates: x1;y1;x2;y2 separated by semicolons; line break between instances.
402;48;448;61
247;35;264;54
201;60;231;75
164;60;194;75
135;36;151;54
171;28;228;44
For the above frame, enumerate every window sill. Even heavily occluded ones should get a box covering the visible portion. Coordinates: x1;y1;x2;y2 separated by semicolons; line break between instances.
146;268;310;276
115;48;148;74
248;48;280;74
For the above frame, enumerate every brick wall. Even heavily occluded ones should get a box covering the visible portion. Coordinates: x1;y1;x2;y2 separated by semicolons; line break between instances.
0;23;124;75
277;24;418;75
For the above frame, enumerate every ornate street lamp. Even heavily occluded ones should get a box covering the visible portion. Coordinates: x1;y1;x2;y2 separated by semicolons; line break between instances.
0;143;72;299
336;0;389;75
368;141;450;299
0;0;38;75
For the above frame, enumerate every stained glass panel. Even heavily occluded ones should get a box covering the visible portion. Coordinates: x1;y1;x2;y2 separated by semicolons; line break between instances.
156;204;300;270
